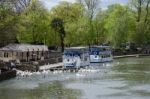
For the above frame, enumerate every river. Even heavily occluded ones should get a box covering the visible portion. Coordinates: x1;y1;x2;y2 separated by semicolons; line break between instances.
0;57;150;99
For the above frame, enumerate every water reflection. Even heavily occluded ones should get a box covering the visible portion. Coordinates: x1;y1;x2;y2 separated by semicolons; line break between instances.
0;81;81;99
0;57;150;99
112;57;150;84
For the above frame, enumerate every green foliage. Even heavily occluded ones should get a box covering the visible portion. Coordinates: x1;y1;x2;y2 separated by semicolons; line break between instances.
65;17;90;45
104;4;136;48
129;0;150;45
51;17;65;52
0;4;19;44
16;0;51;45
94;10;107;44
0;0;150;48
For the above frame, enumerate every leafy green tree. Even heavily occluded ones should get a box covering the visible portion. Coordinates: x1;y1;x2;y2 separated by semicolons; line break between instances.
77;0;100;45
104;4;136;48
51;18;65;52
94;10;107;44
16;0;51;45
130;0;150;45
51;1;88;46
0;3;19;46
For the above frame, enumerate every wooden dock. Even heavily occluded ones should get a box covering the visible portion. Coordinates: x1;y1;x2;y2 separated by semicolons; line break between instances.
39;62;63;70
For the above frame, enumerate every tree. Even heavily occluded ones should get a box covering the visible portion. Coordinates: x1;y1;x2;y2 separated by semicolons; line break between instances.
130;0;150;45
16;0;51;45
51;1;88;46
0;0;32;13
77;0;100;45
51;18;66;52
94;10;107;44
77;0;100;20
0;2;19;46
104;4;136;48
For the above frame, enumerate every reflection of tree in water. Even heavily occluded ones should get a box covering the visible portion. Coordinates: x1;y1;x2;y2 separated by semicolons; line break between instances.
27;81;81;99
111;58;150;84
0;81;81;99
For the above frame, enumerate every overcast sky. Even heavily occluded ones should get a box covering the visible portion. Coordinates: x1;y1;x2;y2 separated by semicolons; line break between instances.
40;0;129;10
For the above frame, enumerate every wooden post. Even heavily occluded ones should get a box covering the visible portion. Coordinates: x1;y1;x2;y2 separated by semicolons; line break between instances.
27;50;29;62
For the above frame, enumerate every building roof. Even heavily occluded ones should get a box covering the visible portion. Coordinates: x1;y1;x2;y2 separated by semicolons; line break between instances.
0;44;48;52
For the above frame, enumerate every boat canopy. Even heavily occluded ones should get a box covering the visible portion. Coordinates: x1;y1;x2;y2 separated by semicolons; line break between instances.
64;47;88;56
90;46;111;55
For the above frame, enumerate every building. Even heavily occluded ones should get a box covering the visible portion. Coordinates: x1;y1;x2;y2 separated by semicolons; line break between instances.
0;44;49;62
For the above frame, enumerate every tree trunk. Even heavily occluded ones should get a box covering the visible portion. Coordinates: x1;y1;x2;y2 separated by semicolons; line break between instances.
60;36;64;52
137;0;142;22
144;0;150;23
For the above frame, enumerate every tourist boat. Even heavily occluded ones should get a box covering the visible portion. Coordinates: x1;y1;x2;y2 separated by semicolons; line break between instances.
89;45;113;63
63;47;90;69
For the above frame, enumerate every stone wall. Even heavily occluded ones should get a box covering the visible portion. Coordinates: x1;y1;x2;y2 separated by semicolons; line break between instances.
0;69;16;81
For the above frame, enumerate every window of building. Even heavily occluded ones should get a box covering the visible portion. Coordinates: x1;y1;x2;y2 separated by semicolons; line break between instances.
6;53;8;58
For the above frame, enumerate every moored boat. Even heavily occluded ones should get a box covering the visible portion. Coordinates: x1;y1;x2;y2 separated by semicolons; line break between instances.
63;47;90;69
89;45;113;63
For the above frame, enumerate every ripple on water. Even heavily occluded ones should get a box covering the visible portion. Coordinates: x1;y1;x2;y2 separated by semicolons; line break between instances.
0;57;150;99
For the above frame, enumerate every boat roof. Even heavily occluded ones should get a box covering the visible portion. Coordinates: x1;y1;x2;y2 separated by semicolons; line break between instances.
65;47;88;50
90;45;111;48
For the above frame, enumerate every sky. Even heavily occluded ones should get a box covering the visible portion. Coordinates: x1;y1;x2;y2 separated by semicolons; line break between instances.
40;0;129;10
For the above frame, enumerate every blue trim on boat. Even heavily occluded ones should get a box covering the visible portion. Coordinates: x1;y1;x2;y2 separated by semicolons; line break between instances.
90;61;113;63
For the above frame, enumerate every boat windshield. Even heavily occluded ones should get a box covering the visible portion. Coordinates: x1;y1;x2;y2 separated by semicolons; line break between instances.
64;50;82;57
90;46;111;55
90;46;111;51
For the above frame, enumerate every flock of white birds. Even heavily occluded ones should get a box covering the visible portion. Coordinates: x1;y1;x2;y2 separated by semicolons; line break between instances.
15;62;115;78
16;68;102;78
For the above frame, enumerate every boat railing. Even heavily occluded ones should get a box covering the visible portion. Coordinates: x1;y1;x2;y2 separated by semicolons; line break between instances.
90;51;111;55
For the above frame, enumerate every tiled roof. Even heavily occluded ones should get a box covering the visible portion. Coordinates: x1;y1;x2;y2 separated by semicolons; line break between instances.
0;44;48;52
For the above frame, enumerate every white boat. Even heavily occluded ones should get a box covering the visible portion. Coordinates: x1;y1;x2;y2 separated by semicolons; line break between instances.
63;47;90;69
89;46;113;63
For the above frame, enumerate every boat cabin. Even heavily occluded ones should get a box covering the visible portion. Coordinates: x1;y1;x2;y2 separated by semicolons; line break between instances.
89;46;113;63
63;47;90;69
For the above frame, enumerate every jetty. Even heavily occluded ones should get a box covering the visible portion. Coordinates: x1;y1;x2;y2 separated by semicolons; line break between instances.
39;62;63;70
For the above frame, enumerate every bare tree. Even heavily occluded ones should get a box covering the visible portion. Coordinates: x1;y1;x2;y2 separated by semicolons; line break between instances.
76;0;100;45
144;0;150;23
77;0;100;20
131;0;145;22
0;0;31;13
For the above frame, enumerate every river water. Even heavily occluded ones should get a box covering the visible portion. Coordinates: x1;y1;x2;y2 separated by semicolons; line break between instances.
0;57;150;99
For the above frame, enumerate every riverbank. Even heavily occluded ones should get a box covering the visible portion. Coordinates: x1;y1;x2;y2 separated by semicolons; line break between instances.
0;69;16;81
113;54;150;59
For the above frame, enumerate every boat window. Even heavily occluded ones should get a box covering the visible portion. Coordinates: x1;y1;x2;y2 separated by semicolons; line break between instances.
103;55;105;58
95;55;97;58
74;55;78;57
84;57;88;61
102;55;104;58
99;55;102;58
